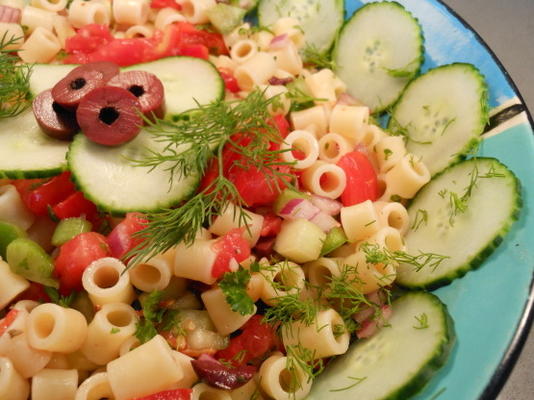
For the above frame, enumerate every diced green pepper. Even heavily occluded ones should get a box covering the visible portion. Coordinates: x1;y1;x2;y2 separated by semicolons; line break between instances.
0;221;26;260
320;226;348;256
51;218;92;247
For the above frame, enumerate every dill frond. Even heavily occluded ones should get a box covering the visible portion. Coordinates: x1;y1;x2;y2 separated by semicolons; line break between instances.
302;43;336;70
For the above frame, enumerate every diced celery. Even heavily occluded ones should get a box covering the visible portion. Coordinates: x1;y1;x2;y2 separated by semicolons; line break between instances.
0;220;26;259
274;218;326;263
320;226;348;256
273;189;310;214
207;4;246;34
51;218;92;247
6;238;59;288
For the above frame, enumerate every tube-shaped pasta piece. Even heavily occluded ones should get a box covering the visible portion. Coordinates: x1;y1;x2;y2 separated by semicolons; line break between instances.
0;259;29;310
374;135;406;173
125;24;154;38
271;41;303;76
374;201;410;234
0;309;52;378
261;84;291;116
82;257;135;306
174;239;219;284
304;257;341;291
178;0;216;24
282;308;349;358
45;353;70;369
340;200;381;243
129;256;173;292
0;23;23;50
358;124;385;148
246;272;264;303
68;0;110;29
212;55;237;72
201;287;256;335
74;372;113;400
31;0;67;12
52;15;75;49
27;303;87;353
305;69;337;105
209;203;264;247
252;30;273;51
113;0;149;25
224;22;249;49
230;39;258;64
171;351;198;388
80;303;138;365
234;52;277;91
317;132;353;164
290;106;328;138
31;368;78;400
258;353;311;400
192;383;232;400
0;356;29;400
272;17;304;48
0;184;35;230
328;104;370;144
281;130;319;170
300;161;346;199
20;5;54;33
366;226;406;253
0;0;24;9
154;7;185;30
107;335;183;400
118;336;141;356
65;351;99;372
11;300;39;313
230;375;260;400
382;153;431;200
18;26;61;63
260;261;306;306
343;250;396;294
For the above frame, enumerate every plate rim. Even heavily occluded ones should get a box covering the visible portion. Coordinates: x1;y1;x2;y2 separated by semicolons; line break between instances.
432;1;534;398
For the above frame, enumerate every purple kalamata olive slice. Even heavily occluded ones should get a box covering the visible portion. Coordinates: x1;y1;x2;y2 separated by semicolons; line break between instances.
77;61;120;82
76;86;143;146
191;354;256;390
107;70;165;120
32;89;79;141
51;68;106;110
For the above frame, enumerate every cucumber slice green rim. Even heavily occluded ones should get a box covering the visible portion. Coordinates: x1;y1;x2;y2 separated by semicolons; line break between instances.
309;292;455;400
333;1;424;113
397;157;521;289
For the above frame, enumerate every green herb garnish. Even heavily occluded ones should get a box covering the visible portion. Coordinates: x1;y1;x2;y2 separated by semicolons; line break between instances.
219;267;255;316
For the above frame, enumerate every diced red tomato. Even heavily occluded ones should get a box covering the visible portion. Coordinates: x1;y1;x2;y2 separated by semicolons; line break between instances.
211;228;250;279
179;43;209;59
0;309;19;337
150;0;181;10
271;114;290;138
12;172;76;216
132;389;192;400
15;282;51;303
336;151;379;206
106;212;148;260
52;192;99;224
216;315;278;366
219;68;240;93
260;214;282;237
54;232;110;294
169;22;227;56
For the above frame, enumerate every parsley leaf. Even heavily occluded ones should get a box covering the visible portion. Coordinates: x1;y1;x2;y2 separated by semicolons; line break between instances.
44;287;76;308
219;267;255;316
135;291;165;343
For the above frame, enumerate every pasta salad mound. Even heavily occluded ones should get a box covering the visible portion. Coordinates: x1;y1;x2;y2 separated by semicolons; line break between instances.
0;1;522;400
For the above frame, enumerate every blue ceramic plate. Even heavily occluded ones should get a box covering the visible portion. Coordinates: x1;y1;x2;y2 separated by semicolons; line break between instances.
340;1;534;399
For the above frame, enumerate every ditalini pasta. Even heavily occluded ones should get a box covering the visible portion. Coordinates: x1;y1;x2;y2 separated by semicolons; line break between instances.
31;368;78;400
0;356;29;400
82;257;135;306
0;260;29;310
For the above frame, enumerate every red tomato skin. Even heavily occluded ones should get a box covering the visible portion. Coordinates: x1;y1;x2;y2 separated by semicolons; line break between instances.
179;44;209;59
52;192;98;222
260;214;282;237
216;315;277;366
65;24;113;54
15;282;51;303
272;114;290;138
12;172;76;216
106;213;148;260
211;228;250;278
0;309;19;337
54;232;110;294
132;389;192;400
218;68;240;93
337;151;379;206
150;0;181;10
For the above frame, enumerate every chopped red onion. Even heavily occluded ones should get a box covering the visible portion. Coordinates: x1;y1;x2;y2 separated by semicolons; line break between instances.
309;211;340;232
269;34;289;49
279;198;321;221
0;5;21;23
310;195;342;216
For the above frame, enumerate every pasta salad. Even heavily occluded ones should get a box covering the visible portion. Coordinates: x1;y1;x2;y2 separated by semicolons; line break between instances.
0;1;522;400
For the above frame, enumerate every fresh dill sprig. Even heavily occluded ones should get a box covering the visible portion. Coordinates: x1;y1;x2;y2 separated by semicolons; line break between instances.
0;34;32;119
285;344;324;386
360;242;449;272
411;208;428;231
127;90;294;265
302;43;336;70
263;291;320;327
330;376;367;392
413;313;429;329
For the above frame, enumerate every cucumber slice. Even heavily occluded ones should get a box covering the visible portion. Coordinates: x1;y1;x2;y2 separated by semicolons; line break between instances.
333;1;423;113
51;218;93;247
258;0;344;54
388;63;489;176
309;292;455;400
67;130;200;215
6;238;59;288
0;108;70;179
320;226;347;256
29;64;76;97
207;3;246;34
397;158;521;289
0;221;26;260
123;57;224;116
